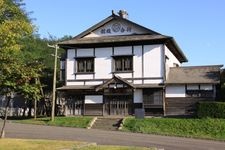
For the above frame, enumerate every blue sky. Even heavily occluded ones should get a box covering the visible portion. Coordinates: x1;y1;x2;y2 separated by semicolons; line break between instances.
24;0;225;67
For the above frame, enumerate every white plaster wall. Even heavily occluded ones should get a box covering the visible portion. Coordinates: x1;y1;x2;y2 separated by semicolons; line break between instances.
166;85;186;97
114;73;132;78
66;81;84;86
114;46;132;55
143;45;163;78
133;46;142;78
165;45;181;78
134;89;143;103
95;47;112;79
85;81;103;85
85;95;103;104
133;80;142;84
66;49;75;80
187;84;199;90
200;84;213;90
144;79;163;84
77;48;94;57
76;74;93;80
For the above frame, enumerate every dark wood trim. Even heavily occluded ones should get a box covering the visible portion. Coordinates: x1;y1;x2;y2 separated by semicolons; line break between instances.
131;46;134;83
67;77;163;82
163;87;166;116
112;47;114;76
142;45;144;84
93;48;96;79
74;56;96;58
162;45;166;82
111;54;134;57
74;48;77;79
111;71;134;74
74;72;95;75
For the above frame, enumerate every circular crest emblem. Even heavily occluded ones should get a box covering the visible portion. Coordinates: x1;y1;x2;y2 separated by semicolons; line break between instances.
112;23;121;32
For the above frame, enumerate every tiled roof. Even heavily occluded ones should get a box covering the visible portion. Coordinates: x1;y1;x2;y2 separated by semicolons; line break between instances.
166;65;223;84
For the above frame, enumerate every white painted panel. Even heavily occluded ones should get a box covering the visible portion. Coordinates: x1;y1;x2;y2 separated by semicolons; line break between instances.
76;74;93;80
77;48;94;57
187;84;199;90
133;46;142;78
134;89;143;103
66;58;75;80
66;81;84;86
85;95;103;104
114;46;132;55
85;81;103;85
95;47;112;79
66;49;75;80
144;79;163;84
114;73;132;78
133;80;142;84
200;84;213;90
143;45;163;78
166;85;186;97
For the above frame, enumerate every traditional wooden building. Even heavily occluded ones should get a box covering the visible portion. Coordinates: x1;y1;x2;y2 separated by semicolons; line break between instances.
57;10;222;116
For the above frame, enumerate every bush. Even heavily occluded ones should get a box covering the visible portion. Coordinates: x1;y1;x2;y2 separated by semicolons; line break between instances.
197;101;225;118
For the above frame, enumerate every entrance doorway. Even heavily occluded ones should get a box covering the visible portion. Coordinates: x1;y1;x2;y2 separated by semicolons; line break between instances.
104;95;132;116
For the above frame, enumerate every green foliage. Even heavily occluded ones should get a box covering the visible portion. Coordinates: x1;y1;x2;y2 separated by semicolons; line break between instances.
0;0;33;53
14;117;93;128
197;101;225;118
122;118;225;140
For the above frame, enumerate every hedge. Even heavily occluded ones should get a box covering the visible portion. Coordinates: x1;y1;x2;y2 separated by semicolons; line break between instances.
197;101;225;118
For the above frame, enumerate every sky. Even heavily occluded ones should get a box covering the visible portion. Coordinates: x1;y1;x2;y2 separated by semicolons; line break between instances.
23;0;225;67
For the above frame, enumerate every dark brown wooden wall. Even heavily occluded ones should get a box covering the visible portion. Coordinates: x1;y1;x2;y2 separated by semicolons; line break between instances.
84;104;103;116
165;97;214;116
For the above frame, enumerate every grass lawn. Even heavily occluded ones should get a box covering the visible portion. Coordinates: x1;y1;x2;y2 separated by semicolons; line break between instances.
122;117;225;141
0;138;154;150
13;116;93;128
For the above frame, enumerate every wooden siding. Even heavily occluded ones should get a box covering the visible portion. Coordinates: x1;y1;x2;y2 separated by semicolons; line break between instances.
84;104;103;116
165;97;214;116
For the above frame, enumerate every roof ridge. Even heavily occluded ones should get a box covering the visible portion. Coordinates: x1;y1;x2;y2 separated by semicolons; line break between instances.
171;65;223;69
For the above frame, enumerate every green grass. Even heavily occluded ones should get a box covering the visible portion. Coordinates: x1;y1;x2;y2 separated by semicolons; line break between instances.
0;138;154;150
122;117;225;140
13;116;93;128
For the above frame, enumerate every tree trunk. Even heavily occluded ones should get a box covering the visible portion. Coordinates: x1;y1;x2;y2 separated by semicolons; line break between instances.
0;96;11;138
34;98;37;120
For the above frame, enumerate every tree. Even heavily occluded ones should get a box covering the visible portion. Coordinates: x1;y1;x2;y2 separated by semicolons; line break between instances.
0;0;33;138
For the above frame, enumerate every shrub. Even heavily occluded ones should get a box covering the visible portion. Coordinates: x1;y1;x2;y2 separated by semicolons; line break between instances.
197;101;225;118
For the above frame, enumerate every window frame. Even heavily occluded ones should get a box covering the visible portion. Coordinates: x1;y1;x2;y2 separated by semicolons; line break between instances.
75;57;95;74
112;55;133;73
185;84;214;98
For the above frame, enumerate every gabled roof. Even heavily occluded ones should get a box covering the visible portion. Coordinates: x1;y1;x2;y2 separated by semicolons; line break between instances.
95;75;135;91
74;14;160;39
59;13;188;63
166;65;223;84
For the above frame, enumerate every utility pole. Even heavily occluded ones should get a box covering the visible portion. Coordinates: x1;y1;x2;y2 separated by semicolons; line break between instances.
47;44;59;122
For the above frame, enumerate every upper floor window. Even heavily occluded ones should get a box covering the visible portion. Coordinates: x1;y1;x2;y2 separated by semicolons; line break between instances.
60;60;65;81
113;56;133;72
76;57;94;73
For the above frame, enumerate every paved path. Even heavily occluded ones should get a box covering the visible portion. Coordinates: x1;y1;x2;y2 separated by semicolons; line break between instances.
1;122;225;150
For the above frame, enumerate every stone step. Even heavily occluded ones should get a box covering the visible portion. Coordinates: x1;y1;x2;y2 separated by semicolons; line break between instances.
91;118;122;131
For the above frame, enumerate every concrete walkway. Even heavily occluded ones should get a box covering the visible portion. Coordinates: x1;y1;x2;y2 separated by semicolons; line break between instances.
2;122;225;150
